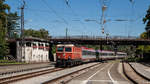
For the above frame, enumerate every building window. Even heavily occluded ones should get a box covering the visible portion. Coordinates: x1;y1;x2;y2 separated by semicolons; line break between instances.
26;42;31;47
39;43;44;50
19;42;25;47
45;43;49;51
33;43;36;46
33;43;37;49
45;44;49;47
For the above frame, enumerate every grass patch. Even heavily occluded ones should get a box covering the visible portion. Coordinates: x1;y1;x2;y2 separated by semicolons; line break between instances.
123;57;142;62
0;60;26;65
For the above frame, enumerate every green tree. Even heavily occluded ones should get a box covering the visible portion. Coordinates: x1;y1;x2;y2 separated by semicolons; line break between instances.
24;28;50;39
137;31;150;61
140;32;147;39
138;32;150;52
0;0;20;59
39;28;49;39
0;0;10;59
7;12;20;38
134;5;150;61
143;6;150;38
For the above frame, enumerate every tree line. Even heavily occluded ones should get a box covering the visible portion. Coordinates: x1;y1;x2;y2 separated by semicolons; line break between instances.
135;6;150;62
0;0;50;59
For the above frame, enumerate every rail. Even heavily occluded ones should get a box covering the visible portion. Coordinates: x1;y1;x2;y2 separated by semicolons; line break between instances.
0;68;64;84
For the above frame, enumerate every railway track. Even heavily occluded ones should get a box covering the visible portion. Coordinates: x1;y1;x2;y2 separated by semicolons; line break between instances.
0;65;53;76
0;67;64;84
122;62;150;84
1;61;141;84
43;63;101;84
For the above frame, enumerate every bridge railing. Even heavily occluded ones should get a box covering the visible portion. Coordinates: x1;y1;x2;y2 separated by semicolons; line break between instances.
51;35;139;40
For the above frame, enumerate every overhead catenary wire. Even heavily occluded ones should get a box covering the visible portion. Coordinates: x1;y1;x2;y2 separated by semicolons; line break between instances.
21;1;64;33
22;1;51;13
25;8;53;13
63;0;88;32
40;0;69;25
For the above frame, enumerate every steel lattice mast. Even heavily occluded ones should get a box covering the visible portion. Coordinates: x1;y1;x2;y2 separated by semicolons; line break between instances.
100;0;108;34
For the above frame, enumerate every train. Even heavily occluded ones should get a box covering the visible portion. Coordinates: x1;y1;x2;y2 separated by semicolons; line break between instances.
55;44;127;67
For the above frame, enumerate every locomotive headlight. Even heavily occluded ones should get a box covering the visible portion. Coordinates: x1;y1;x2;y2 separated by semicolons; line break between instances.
57;56;60;58
68;56;71;59
63;53;65;56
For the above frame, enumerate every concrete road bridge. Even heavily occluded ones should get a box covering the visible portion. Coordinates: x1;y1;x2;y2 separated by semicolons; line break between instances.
50;36;150;45
9;36;150;46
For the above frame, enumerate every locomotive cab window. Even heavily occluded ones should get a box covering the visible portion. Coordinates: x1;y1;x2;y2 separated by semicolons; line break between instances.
65;47;72;52
57;47;64;52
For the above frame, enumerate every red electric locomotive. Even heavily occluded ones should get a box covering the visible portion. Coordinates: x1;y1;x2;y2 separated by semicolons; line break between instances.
56;44;83;67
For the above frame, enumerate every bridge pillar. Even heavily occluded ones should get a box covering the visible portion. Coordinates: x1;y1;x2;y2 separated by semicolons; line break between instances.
100;44;103;51
130;45;137;58
49;43;54;62
96;50;99;61
99;44;103;61
114;45;117;56
134;45;139;58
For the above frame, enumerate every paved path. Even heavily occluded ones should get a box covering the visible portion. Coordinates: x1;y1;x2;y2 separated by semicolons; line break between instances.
68;62;131;84
130;62;150;81
124;63;149;84
0;63;54;73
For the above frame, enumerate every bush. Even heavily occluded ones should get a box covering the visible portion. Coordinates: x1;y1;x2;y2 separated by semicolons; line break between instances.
124;56;142;62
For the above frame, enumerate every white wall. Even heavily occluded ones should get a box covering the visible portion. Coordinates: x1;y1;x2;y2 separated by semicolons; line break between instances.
16;41;50;63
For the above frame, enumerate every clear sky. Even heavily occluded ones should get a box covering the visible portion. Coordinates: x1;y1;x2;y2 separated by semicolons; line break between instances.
5;0;150;37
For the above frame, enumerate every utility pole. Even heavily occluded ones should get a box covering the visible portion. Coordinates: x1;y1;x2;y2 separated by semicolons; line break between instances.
20;0;25;62
21;1;25;38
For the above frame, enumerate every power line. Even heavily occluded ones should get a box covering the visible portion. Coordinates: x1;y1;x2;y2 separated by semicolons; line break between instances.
63;0;87;30
41;0;68;25
25;8;52;13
